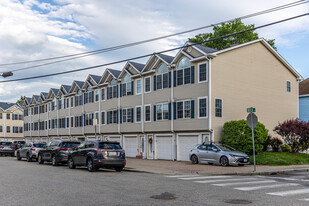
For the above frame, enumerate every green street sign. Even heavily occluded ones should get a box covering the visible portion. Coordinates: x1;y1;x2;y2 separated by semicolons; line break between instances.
247;107;256;113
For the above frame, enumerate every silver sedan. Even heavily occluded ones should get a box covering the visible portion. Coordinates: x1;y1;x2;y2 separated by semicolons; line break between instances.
189;143;250;166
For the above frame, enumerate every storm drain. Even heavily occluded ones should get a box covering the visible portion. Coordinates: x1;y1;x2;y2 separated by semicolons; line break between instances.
150;192;176;200
224;199;252;204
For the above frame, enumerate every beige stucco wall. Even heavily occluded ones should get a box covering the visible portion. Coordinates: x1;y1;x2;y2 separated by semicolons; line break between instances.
0;106;24;140
211;42;299;141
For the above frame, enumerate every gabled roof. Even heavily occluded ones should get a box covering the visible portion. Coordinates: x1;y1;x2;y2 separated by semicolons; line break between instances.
0;102;16;111
51;88;59;95
157;53;174;64
75;81;84;89
62;85;71;93
30;95;40;105
187;41;218;54
89;74;102;84
300;78;309;95
41;92;48;99
129;61;145;72
25;97;32;105
108;69;121;79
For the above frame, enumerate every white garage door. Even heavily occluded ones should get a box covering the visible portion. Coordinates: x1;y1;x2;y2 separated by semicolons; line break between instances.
156;136;173;160
124;136;138;157
178;135;199;161
109;136;121;145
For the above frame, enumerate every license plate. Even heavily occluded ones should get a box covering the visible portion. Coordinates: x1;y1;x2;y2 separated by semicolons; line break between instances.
244;159;248;162
108;152;118;156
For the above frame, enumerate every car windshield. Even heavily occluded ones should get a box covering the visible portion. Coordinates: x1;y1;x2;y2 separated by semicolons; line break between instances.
217;144;236;151
61;142;80;148
0;142;12;146
33;143;46;148
99;143;122;150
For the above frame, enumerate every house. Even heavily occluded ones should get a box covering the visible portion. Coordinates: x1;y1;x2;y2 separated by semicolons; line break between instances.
0;102;24;141
23;38;302;161
299;78;309;121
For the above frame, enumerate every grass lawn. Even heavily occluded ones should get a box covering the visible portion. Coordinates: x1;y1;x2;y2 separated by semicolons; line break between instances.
249;152;309;166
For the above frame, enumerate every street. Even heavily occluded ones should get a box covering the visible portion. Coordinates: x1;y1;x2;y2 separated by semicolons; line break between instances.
1;157;309;205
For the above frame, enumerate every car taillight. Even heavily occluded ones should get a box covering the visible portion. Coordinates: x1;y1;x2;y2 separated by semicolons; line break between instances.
31;148;35;151
59;148;68;151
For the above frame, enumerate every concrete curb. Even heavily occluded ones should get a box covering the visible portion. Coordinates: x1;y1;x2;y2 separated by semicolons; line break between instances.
219;168;309;176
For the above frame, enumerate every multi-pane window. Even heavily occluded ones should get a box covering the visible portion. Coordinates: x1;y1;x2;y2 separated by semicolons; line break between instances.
199;63;207;82
75;90;83;107
85;113;94;126
75;116;83;127
101;88;105;101
7;126;10;133
121;74;133;97
199;97;208;118
156;103;169;121
107;110;118;124
145;77;151;93
0;126;2;132
95;90;99;102
215;99;222;117
66;117;70;128
0;113;2;119
136;106;141;123
6;114;10;120
122;108;132;123
95;112;99;125
177;100;191;119
136;79;142;94
107;79;118;99
176;57;192;86
145;105;151;122
71;117;74;128
155;63;169;90
84;87;94;104
101;111;105;125
66;98;69;108
71;97;74;107
34;106;39;114
287;81;291;92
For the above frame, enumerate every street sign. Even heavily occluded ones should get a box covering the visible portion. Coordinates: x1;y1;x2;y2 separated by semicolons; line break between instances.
247;113;258;129
247;107;256;113
93;119;98;126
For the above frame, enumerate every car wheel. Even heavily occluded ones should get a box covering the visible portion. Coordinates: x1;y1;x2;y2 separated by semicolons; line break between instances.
191;155;199;164
87;158;96;172
115;166;124;172
238;164;245;166
68;157;76;169
16;152;21;160
220;156;229;167
26;153;32;162
52;155;58;166
38;154;44;164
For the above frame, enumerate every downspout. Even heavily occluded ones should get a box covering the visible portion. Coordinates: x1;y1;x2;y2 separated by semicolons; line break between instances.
170;65;176;161
3;111;6;139
141;76;144;134
208;57;213;142
69;98;71;139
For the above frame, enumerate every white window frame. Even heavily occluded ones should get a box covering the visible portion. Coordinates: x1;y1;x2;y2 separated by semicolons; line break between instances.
45;120;48;131
144;104;151;122
135;105;142;123
101;111;106;125
70;116;74;128
214;98;223;118
94;112;100;125
198;96;208;119
95;90;100;102
66;116;70;129
136;78;142;95
156;102;169;121
198;62;208;83
144;77;151;93
101;88;106;101
176;99;191;119
286;80;291;92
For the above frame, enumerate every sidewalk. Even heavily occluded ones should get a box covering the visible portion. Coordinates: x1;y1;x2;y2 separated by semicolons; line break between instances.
125;158;309;175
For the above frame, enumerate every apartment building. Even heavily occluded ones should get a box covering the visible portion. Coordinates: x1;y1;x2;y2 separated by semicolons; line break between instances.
23;39;302;161
0;102;24;141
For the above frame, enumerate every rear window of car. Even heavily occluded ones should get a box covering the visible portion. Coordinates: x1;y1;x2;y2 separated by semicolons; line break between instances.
33;143;45;148
0;142;13;146
99;143;122;150
61;142;80;148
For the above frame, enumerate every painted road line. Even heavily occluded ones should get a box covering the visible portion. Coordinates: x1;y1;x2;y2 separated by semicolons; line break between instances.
213;180;277;187
195;178;258;184
179;176;231;180
235;183;300;191
166;174;200;178
266;177;298;181
267;188;309;196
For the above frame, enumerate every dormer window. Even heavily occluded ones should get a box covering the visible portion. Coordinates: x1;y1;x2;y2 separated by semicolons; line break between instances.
175;57;194;86
120;73;133;97
107;78;118;99
154;63;169;90
75;90;83;107
84;86;94;104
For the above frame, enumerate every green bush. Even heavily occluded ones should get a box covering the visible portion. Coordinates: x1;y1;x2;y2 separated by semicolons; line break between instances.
270;136;283;152
221;120;268;154
281;144;291;152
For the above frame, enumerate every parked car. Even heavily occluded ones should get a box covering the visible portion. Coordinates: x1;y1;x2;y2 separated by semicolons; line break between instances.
189;143;250;166
16;142;46;162
0;141;15;156
13;141;26;150
38;140;80;166
68;140;126;172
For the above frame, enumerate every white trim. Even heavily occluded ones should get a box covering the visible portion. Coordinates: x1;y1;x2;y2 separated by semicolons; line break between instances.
65;116;70;129
144;76;151;93
94;89;100;102
197;62;208;83
94;111;100;125
100;88;106;101
100;110;106;125
135;105;142;123
175;99;192;119
135;78;142;95
198;96;208;119
150;58;160;71
144;104;151;123
155;102;169;121
286;80;291;93
299;94;309;98
214;98;223;118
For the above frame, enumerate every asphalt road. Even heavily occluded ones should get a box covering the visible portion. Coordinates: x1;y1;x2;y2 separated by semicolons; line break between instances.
1;157;309;206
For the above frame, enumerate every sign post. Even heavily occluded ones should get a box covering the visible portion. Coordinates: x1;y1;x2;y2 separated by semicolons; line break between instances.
246;107;258;172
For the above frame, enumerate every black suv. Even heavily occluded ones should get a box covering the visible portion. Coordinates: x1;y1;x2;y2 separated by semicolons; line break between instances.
68;140;126;172
38;140;80;166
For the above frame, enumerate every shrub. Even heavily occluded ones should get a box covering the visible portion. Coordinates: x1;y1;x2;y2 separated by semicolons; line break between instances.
262;135;271;152
269;137;283;152
221;120;268;154
281;144;291;152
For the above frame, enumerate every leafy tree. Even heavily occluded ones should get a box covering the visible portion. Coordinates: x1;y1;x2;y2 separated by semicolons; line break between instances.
221;120;268;154
274;118;309;153
188;19;276;50
16;96;25;104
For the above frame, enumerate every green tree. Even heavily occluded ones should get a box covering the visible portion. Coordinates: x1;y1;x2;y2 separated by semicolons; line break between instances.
221;120;269;154
188;19;276;50
16;96;26;104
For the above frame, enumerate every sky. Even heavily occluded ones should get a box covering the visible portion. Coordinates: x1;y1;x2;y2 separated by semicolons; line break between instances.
0;0;309;103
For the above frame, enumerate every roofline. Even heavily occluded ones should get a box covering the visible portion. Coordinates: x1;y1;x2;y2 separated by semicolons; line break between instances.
127;61;142;74
299;94;309;98
211;38;303;81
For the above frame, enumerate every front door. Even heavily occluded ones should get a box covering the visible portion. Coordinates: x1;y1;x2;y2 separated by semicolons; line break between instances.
139;136;145;158
147;135;153;159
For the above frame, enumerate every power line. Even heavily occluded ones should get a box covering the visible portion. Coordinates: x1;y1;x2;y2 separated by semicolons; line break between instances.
0;13;307;84
0;0;307;72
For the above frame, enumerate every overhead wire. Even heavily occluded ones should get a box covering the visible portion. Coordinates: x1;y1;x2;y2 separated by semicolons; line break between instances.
0;0;307;73
0;13;307;83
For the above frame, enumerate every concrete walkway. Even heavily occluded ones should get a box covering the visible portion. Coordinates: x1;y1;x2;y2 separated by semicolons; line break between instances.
125;158;309;175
